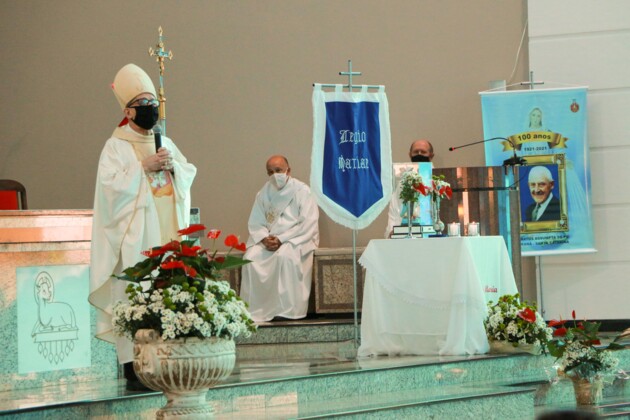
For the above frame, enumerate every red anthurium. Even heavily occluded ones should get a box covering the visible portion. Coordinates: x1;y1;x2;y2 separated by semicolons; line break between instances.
517;308;536;323
548;319;565;327
215;256;225;263
161;260;185;270
160;240;181;252
207;229;221;239
177;224;206;236
553;327;568;337
180;245;202;257
444;186;453;199
577;322;585;330
142;248;166;258
184;265;198;278
235;242;247;252
224;234;239;248
414;183;428;196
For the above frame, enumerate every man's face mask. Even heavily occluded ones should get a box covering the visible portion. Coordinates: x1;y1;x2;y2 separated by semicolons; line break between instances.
131;105;160;130
271;172;288;189
411;155;431;163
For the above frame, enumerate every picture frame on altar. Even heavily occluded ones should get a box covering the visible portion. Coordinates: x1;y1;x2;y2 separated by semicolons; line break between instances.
519;153;568;233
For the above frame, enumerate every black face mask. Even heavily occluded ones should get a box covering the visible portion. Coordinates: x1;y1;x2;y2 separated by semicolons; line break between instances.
411;155;431;163
131;105;159;130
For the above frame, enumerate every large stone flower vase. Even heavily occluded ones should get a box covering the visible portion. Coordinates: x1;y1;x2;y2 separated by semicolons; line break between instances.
133;329;236;419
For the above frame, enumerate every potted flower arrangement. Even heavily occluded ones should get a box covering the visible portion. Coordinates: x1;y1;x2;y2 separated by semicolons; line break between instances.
484;293;552;355
112;224;256;418
547;311;625;405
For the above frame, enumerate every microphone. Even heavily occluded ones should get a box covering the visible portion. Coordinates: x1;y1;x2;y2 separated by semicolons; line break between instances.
153;124;162;152
449;137;526;166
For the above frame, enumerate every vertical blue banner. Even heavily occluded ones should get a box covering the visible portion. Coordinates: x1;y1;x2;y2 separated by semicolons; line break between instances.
311;85;392;230
480;87;595;256
323;101;382;217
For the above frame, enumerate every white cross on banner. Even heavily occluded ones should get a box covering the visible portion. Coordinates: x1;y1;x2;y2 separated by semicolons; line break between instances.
310;84;392;230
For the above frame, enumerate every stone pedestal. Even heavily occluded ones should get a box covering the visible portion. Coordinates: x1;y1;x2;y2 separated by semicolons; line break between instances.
312;247;365;313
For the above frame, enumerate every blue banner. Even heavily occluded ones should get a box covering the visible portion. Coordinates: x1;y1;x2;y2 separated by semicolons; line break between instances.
480;87;595;256
312;85;392;230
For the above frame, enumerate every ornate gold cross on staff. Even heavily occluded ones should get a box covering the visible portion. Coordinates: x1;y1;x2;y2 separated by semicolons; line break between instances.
148;26;173;134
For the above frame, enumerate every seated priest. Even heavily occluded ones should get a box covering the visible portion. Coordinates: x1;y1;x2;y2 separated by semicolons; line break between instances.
240;155;319;322
385;139;434;238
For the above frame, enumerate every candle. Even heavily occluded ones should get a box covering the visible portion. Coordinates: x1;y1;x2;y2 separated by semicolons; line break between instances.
467;222;479;236
448;222;461;237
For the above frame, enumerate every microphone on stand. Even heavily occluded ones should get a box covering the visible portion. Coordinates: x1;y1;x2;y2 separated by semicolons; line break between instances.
153;124;162;152
448;137;526;166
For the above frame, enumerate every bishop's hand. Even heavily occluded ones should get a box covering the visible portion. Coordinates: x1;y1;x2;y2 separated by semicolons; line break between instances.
142;147;173;172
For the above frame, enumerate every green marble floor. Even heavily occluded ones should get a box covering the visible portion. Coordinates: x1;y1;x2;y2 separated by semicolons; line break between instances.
1;321;628;419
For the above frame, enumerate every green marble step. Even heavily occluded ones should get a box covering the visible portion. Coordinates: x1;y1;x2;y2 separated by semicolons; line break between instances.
218;383;536;419
236;318;358;345
3;345;629;419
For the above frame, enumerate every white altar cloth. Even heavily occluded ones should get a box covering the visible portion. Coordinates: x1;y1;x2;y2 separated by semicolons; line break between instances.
358;236;517;357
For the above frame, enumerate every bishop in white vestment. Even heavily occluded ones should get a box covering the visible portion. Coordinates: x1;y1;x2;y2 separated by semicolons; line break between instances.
240;155;319;322
88;64;197;366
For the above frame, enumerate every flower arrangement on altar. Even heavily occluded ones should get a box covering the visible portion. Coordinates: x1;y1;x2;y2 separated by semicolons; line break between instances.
399;172;453;203
547;311;626;381
399;170;428;203
430;174;453;201
484;293;552;354
112;224;257;342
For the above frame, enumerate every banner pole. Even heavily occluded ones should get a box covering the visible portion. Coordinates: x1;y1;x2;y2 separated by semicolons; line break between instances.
352;229;359;349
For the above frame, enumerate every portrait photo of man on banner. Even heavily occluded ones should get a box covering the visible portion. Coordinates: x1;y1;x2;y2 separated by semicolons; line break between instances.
311;84;392;230
518;154;568;232
480;87;595;256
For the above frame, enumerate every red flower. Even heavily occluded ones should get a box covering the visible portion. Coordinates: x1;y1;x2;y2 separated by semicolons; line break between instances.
180;245;202;257
444;186;453;199
185;266;198;277
161;260;185;270
142;248;166;258
214;256;225;263
572;310;576;320
548;319;565;327
235;242;247;252
224;234;239;248
207;229;221;239
553;327;568;337
517;308;536;323
177;224;206;236
414;183;428;196
160;240;181;252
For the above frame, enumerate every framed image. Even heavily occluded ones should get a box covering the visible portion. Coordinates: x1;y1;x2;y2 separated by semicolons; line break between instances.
519;154;568;234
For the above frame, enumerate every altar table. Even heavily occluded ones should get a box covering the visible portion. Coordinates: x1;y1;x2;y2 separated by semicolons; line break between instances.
358;236;517;357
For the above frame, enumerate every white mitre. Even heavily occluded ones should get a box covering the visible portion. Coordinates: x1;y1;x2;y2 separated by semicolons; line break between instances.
111;63;157;109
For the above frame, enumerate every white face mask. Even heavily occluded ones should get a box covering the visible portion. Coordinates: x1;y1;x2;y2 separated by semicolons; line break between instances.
271;172;288;189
